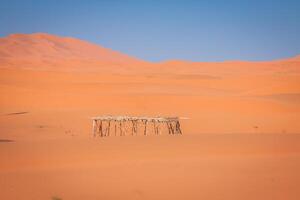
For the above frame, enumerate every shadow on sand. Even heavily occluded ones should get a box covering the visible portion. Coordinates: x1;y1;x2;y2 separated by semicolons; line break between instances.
0;139;15;143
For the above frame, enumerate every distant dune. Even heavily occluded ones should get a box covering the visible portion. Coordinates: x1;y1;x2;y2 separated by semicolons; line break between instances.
0;33;299;75
0;33;147;72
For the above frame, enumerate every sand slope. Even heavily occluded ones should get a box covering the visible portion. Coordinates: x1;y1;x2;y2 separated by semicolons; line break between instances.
0;33;148;72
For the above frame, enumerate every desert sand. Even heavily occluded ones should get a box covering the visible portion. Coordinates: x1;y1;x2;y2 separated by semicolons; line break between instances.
0;33;300;199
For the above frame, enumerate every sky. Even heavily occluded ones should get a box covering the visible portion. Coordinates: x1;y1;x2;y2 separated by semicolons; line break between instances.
0;0;300;62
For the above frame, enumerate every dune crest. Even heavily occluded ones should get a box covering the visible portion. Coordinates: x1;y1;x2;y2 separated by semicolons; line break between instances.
0;33;299;75
0;33;147;72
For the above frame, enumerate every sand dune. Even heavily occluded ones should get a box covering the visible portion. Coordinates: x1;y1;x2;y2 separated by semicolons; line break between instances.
1;33;299;75
0;33;148;72
0;33;300;199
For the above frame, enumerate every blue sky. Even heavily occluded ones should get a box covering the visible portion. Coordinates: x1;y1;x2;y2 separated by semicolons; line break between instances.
0;0;299;62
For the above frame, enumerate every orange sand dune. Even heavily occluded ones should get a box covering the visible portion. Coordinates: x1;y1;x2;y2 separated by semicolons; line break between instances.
0;33;149;72
0;33;300;200
1;33;299;75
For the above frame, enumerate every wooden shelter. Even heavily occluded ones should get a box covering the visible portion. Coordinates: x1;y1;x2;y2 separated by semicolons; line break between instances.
92;116;182;137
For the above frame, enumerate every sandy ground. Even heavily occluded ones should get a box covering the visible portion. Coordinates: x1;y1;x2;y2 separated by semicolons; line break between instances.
0;68;300;200
0;134;300;200
1;68;300;139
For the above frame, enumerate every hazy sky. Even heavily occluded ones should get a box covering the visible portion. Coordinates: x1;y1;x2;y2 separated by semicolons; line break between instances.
0;0;299;62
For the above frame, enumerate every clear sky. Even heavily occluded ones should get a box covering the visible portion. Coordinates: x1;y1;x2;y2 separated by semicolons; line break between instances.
0;0;299;62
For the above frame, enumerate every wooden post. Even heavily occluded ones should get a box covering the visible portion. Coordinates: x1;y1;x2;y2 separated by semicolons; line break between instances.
156;122;160;135
108;120;109;136
169;122;175;134
99;120;103;137
131;121;135;136
167;122;172;135
144;120;148;136
119;121;122;136
132;120;137;136
114;120;117;136
92;119;96;137
176;121;182;134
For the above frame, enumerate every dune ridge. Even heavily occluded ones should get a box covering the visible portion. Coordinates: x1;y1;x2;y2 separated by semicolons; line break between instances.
0;33;299;75
0;33;148;72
